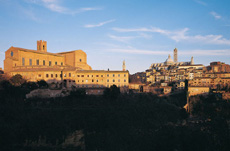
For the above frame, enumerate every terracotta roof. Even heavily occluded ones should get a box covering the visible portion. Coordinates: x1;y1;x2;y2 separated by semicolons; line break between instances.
58;49;85;54
10;47;63;57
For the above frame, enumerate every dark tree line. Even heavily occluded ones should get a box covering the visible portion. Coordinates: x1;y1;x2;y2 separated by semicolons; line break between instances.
0;75;230;151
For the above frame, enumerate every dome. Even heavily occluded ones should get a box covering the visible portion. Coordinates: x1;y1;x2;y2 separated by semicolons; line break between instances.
165;54;174;65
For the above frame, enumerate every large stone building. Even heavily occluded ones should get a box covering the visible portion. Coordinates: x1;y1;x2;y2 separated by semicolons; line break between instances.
149;48;203;70
4;40;129;91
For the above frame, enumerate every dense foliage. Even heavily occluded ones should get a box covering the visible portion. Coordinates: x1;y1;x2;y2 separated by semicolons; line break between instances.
0;78;230;151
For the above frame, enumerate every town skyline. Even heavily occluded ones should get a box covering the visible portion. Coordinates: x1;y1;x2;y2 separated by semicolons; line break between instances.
1;0;230;74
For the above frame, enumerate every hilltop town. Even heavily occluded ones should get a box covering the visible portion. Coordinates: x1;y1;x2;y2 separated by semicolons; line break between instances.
1;40;230;151
1;40;230;100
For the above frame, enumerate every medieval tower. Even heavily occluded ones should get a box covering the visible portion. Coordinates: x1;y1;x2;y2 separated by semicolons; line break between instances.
191;56;194;65
37;40;47;52
123;60;126;71
173;48;178;63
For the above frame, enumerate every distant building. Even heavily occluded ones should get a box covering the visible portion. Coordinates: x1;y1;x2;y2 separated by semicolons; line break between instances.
4;40;129;90
188;86;210;96
206;61;230;73
149;48;203;70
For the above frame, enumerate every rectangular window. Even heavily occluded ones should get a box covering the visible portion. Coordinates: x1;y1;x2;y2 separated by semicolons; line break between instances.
61;62;63;66
69;73;71;77
124;80;126;82
81;75;84;77
87;75;89;77
113;74;115;77
92;80;94;82
96;75;99;77
46;74;49;78
36;59;39;65
43;60;45;66
107;74;109;77
38;74;41;77
22;58;25;66
49;61;51;66
124;74;126;77
29;59;32;66
107;79;109;82
51;74;53;78
118;79;120;82
101;75;103;77
55;62;57;65
77;75;80;77
118;74;120;77
56;74;58;78
82;80;84;82
113;79;115;82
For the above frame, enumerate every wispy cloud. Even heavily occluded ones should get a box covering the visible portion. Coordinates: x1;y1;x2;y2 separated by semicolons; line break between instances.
210;11;222;19
84;19;116;28
108;32;153;43
112;27;230;45
106;48;230;56
21;8;41;22
108;34;137;43
194;0;207;6
25;0;102;14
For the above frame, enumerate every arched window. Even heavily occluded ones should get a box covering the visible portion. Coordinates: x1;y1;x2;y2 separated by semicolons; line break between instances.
43;45;45;50
11;51;13;56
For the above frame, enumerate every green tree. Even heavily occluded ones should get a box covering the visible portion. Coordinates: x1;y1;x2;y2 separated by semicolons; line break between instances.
37;80;48;88
9;74;26;86
103;85;120;99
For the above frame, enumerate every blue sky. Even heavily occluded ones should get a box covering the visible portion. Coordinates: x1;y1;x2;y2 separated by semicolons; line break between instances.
0;0;230;74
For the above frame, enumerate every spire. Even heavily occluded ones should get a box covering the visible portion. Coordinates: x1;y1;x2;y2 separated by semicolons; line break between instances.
122;60;126;71
168;54;171;59
191;56;194;65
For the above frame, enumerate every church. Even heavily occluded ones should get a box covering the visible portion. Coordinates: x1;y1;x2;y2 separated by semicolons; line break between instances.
4;40;129;91
149;48;204;70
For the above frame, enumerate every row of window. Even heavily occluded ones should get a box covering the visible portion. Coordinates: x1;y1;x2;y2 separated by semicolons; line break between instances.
22;58;63;66
76;74;126;78
77;84;127;88
77;79;127;83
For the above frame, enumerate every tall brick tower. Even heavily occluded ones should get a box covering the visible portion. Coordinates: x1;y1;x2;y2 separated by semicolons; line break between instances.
122;60;126;71
173;48;178;63
37;40;47;52
191;56;194;65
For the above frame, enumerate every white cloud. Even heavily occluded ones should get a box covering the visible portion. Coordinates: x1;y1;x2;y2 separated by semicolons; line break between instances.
107;48;170;55
180;49;230;56
108;34;137;43
194;0;207;6
112;27;230;45
84;19;116;28
106;48;230;56
210;11;222;19
22;8;41;22
108;32;153;43
26;0;102;14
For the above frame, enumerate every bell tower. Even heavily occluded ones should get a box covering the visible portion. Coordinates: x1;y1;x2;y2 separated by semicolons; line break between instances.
37;40;47;52
191;56;194;65
122;60;126;71
173;48;178;63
